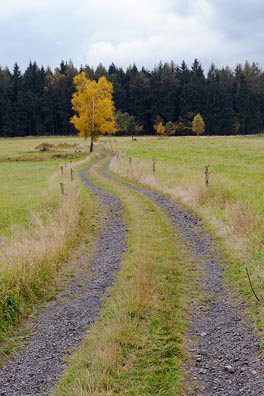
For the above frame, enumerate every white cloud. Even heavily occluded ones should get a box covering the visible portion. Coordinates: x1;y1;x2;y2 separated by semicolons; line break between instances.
0;0;264;70
0;0;47;16
84;0;226;68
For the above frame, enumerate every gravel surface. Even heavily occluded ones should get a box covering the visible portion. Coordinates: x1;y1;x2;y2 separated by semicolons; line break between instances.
104;162;264;396
0;162;126;396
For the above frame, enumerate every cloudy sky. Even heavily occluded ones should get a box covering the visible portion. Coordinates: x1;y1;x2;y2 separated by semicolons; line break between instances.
0;0;263;71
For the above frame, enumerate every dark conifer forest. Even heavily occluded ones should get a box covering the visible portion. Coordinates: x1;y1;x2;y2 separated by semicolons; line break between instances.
0;59;264;137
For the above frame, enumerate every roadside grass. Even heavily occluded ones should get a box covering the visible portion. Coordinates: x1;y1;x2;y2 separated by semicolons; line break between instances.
0;161;61;236
53;159;201;396
0;136;87;236
0;136;98;346
0;181;99;365
0;136;84;161
108;136;264;333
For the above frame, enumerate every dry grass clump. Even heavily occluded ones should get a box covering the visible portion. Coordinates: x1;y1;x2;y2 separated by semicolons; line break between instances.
0;177;80;336
7;153;86;162
35;142;55;150
226;202;260;237
5;141;88;162
56;143;78;148
110;155;158;189
35;142;78;150
194;182;232;207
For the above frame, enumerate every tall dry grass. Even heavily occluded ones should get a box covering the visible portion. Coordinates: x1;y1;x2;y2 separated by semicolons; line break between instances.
109;154;264;304
109;155;252;252
0;165;83;336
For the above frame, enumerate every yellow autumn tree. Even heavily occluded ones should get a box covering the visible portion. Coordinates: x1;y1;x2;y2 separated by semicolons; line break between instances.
154;121;166;137
192;113;205;137
70;72;116;152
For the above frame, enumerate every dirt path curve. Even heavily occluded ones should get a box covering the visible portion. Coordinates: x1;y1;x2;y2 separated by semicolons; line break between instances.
0;162;126;396
103;161;264;396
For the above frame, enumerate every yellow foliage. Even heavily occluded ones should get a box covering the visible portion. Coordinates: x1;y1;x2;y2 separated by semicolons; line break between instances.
70;73;116;151
154;121;166;135
192;113;205;137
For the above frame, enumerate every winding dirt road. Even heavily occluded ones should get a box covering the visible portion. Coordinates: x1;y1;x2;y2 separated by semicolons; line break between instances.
0;162;126;395
0;158;263;395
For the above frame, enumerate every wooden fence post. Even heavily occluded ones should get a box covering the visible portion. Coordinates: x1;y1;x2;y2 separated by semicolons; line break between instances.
70;168;74;182
129;157;132;166
60;182;65;196
60;166;64;176
205;166;210;187
152;159;156;173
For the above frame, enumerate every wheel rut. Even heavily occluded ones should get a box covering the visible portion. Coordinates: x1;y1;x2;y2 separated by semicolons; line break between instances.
0;161;126;396
1;159;263;396
103;161;264;396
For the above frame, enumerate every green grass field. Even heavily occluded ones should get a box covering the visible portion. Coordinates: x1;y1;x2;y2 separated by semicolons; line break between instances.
1;135;264;390
0;137;87;236
107;135;264;330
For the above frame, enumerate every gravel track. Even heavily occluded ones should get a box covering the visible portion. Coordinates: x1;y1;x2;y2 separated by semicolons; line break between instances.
103;162;264;396
1;158;263;396
0;162;126;396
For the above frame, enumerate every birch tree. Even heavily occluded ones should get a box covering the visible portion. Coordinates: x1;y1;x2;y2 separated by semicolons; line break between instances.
70;72;116;152
192;113;205;137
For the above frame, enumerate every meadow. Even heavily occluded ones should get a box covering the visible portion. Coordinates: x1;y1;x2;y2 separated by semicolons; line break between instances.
108;136;264;329
1;135;264;393
0;137;87;236
0;136;92;340
2;134;264;337
53;136;264;395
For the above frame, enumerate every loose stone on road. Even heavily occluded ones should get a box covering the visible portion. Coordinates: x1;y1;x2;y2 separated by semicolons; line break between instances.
104;161;264;396
0;158;263;396
0;162;127;395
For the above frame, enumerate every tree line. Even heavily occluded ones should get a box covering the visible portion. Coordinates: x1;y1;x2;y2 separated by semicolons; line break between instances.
1;59;264;137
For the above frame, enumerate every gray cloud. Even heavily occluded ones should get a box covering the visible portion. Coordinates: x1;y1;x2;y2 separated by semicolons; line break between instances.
207;0;264;66
0;0;89;69
0;0;264;71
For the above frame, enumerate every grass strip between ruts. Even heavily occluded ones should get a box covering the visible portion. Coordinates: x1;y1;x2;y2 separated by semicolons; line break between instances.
53;158;201;396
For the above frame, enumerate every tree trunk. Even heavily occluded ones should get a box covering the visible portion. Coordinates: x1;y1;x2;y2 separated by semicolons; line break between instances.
90;137;94;152
90;98;95;152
